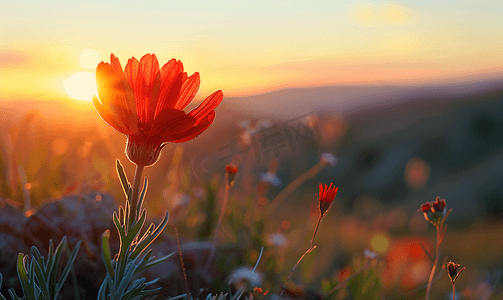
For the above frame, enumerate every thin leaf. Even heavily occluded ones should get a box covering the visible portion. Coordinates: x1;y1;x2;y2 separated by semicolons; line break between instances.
17;254;34;300
136;177;148;218
50;237;67;297
45;240;54;277
143;278;160;287
54;240;81;300
133;249;153;275
119;206;125;227
113;211;126;239
101;230;115;281
8;288;22;300
116;257;140;296
29;256;36;300
135;251;176;275
32;259;50;300
50;237;67;294
30;247;44;267
130;212;169;260
128;209;147;240
97;276;109;300
117;159;130;197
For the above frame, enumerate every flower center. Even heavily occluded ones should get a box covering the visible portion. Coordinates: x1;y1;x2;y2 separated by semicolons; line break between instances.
138;122;152;137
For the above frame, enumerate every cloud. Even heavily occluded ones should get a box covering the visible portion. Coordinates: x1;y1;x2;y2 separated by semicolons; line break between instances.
353;2;414;25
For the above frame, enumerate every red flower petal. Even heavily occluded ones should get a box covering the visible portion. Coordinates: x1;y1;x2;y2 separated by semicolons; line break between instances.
152;109;195;141
93;96;131;135
318;183;338;203
135;54;161;123
154;59;184;117
418;202;431;212
110;54;137;124
171;111;216;143
174;72;200;110
95;62;137;133
188;90;223;125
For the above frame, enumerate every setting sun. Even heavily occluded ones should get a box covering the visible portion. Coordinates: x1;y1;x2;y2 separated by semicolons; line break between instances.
63;48;100;101
63;71;98;101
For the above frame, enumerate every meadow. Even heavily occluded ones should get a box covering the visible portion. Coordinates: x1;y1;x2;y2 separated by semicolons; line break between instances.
1;79;502;300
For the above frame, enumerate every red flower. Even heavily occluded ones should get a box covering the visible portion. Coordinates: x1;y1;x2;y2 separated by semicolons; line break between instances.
318;183;338;217
225;164;238;185
418;202;431;212
93;54;223;166
319;183;338;203
432;196;446;213
225;164;239;174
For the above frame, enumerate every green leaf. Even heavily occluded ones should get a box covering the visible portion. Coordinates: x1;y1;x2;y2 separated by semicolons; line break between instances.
0;273;5;300
113;211;126;239
135;251;176;275
45;240;54;277
119;206;125;227
130;212;168;260
134;249;153;275
116;159;130;198
101;230;115;281
115;257;140;297
50;237;66;297
17;254;34;300
128;209;147;241
30;247;44;268
54;240;81;300
8;288;22;300
136;177;148;218
32;259;50;300
97;276;109;300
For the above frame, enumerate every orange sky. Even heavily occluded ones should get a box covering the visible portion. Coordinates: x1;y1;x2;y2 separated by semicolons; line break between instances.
1;1;502;102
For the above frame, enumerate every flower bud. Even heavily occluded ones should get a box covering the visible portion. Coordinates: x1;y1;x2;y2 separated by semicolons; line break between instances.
417;196;447;225
126;135;163;166
225;164;238;186
447;261;465;284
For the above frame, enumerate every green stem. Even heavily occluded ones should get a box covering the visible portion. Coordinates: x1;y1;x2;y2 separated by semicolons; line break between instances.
128;164;144;229
117;164;144;284
425;224;440;300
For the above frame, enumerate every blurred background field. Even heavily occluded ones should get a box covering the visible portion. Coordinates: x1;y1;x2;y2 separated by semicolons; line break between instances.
1;80;502;299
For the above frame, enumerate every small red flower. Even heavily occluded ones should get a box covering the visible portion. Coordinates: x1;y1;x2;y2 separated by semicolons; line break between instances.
225;164;238;174
319;183;338;203
418;197;447;225
225;164;238;185
318;183;338;217
432;196;446;213
418;202;431;212
93;54;223;166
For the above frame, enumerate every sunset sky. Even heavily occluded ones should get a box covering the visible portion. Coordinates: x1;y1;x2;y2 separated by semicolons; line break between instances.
1;0;502;102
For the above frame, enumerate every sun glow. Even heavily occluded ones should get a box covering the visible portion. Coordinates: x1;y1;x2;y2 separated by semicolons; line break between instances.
64;49;100;101
63;72;98;102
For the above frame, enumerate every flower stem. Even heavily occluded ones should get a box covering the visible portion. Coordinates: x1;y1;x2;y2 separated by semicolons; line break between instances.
204;181;231;272
311;215;322;249
425;224;441;300
452;283;456;300
129;164;144;228
278;215;322;300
